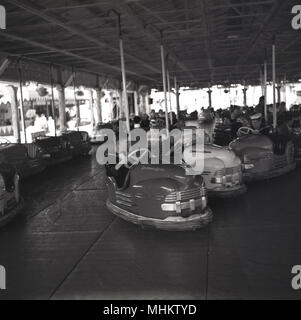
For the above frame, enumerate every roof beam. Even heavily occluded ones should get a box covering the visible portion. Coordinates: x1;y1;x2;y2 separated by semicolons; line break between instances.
199;0;215;84
3;0;160;75
117;0;196;80
236;0;286;66
211;1;273;10
0;58;10;77
0;29;157;82
223;0;242;16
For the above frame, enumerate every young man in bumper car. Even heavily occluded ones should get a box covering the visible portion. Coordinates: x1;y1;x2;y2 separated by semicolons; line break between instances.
0;162;24;227
230;113;296;182
105;151;213;231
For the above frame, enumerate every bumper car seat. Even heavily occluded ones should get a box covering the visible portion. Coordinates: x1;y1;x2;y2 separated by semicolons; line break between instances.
268;133;290;156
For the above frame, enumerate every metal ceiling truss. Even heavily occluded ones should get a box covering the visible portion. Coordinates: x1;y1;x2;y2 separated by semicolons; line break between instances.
0;0;300;88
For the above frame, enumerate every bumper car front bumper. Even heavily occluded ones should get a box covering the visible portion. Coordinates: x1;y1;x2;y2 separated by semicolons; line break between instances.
243;162;296;182
208;184;247;199
106;199;213;231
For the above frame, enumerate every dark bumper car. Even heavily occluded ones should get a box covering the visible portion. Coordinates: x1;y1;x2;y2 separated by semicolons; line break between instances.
230;127;296;182
213;122;235;147
0;139;46;179
62;131;91;157
0;163;24;227
91;121;119;144
105;162;213;231
34;136;72;166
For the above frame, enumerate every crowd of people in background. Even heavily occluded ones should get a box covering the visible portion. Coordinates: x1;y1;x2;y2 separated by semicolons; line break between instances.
96;96;301;145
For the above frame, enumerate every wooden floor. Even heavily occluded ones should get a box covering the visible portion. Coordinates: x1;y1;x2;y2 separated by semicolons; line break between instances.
0;147;301;300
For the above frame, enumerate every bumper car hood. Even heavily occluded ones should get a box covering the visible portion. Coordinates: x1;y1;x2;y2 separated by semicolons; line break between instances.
203;144;242;167
230;134;273;154
130;164;203;192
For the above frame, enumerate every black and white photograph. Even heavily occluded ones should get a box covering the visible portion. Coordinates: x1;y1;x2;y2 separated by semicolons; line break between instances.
0;0;301;304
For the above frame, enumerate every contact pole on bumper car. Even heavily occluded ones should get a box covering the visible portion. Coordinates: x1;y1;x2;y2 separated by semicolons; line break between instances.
174;74;180;120
49;64;57;136
144;24;170;134
264;55;268;123
167;67;173;126
72;69;80;132
159;31;170;135
17;59;27;144
108;9;130;134
272;36;277;130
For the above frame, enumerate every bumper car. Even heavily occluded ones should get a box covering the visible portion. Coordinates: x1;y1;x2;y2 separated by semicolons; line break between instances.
291;120;301;162
90;121;119;144
214;122;234;146
182;123;246;198
199;110;214;124
0;163;24;227
230;127;296;182
105;159;213;231
201;144;246;198
0;138;46;179
61;131;91;157
34;135;73;166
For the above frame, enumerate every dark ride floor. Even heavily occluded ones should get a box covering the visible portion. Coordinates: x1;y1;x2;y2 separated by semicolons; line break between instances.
0;147;301;300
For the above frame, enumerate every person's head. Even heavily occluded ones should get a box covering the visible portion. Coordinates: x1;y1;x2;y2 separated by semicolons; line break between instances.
250;113;263;130
142;113;149;121
259;96;265;105
177;119;185;129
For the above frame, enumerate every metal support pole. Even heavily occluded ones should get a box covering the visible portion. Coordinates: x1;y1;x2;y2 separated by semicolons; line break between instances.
144;24;169;132
243;87;247;108
7;85;21;143
73;70;80;131
89;90;95;129
49;64;57;136
260;66;264;96
167;68;173;125
95;88;103;124
17;60;27;144
174;75;180;119
120;38;130;133
134;91;139;116
264;60;268;122
108;9;130;133
160;39;170;133
277;85;281;104
208;89;212;108
272;37;277;129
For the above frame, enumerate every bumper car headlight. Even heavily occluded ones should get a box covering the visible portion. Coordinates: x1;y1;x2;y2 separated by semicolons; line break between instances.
211;169;226;184
243;163;255;170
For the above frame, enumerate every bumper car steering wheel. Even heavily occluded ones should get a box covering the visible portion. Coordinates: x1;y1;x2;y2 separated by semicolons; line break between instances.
237;127;255;137
115;148;151;170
